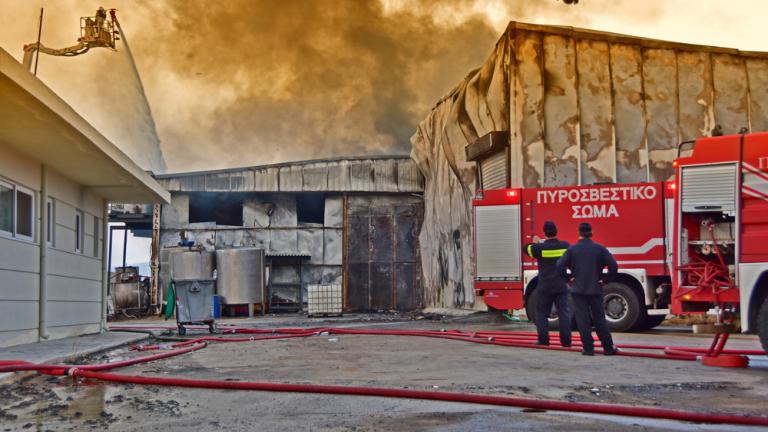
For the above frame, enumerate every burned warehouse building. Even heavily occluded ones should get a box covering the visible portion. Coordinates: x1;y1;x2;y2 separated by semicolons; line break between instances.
154;156;424;313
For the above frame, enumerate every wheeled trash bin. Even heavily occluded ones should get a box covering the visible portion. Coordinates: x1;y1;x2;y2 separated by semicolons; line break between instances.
173;278;215;335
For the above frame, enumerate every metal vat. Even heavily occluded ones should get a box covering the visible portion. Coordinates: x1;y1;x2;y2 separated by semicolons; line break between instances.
169;249;215;280
113;282;148;310
215;247;264;304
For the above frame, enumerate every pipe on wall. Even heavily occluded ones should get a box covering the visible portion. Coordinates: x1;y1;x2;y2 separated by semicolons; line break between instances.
100;199;109;332
38;164;49;340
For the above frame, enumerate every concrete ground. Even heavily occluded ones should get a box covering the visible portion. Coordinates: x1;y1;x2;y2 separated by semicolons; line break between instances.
0;313;767;431
0;331;149;384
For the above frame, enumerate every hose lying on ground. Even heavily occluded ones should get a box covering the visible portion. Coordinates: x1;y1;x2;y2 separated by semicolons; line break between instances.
1;326;766;427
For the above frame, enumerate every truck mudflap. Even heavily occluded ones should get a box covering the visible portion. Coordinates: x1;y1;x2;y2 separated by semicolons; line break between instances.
475;281;524;310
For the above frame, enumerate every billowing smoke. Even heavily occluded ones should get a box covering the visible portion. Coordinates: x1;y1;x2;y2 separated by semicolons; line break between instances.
134;0;520;172
1;1;667;173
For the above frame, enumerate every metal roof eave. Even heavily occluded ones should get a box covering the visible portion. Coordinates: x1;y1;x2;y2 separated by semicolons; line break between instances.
0;47;169;204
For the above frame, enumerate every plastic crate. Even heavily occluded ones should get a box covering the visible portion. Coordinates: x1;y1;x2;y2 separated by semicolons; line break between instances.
307;284;342;317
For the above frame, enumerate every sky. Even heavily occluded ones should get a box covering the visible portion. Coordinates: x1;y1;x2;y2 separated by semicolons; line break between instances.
107;223;151;273
2;0;768;174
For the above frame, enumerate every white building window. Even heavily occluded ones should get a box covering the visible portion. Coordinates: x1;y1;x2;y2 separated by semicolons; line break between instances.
46;198;55;246
75;211;83;253
0;179;34;241
15;188;33;240
0;181;12;235
92;215;100;257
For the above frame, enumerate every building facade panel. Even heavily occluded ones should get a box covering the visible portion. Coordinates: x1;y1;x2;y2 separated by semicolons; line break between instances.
411;21;768;309
158;160;424;312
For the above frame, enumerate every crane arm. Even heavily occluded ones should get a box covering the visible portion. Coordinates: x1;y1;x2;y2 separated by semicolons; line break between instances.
22;42;89;70
20;7;117;72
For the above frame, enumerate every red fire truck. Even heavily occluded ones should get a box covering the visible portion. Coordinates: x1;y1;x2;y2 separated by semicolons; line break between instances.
471;132;768;352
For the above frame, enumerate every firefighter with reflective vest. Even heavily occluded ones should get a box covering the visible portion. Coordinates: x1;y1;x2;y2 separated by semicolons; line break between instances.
524;221;572;347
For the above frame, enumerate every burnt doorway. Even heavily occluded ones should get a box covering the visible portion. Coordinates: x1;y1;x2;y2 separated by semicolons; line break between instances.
346;197;422;311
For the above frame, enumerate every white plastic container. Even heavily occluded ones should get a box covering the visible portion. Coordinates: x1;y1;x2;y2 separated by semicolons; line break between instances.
307;284;343;317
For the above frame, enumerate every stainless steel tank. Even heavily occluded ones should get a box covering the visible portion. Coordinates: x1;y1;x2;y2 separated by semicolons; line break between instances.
215;247;264;304
169;249;215;280
113;282;148;310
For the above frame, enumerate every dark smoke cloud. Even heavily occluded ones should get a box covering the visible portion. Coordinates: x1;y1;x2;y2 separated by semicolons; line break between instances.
137;0;509;172
0;0;667;173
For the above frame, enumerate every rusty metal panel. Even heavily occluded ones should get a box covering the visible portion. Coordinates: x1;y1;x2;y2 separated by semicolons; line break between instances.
542;34;579;186
347;210;370;311
395;263;417;310
347;213;369;263
513;31;545;187
610;44;648;183
643;48;678;181
395;205;418;261
370;263;392;310
712;54;749;134
326;160;351;191
373;159;398;192
344;199;421;311
372;213;393;262
747;59;768;132
278;165;303;191
349;160;375;190
677;51;714;141
302;162;328;191
577;39;615;184
347;263;369;311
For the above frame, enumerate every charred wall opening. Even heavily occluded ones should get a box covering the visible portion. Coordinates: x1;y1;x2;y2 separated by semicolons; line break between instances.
188;192;244;226
296;193;325;225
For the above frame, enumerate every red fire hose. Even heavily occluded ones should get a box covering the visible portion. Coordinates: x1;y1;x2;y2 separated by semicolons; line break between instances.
64;369;768;427
0;342;206;374
3;326;766;426
116;325;762;361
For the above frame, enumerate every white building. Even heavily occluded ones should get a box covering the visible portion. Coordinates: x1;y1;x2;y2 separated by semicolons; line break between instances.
0;48;169;347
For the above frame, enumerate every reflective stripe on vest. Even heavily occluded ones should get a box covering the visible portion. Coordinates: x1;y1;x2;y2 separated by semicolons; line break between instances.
540;249;567;258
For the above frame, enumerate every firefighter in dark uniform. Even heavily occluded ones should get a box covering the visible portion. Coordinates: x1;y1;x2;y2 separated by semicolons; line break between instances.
524;221;572;347
557;222;619;356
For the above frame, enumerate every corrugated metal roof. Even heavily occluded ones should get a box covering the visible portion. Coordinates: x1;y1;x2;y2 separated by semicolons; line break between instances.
265;251;312;258
154;156;424;193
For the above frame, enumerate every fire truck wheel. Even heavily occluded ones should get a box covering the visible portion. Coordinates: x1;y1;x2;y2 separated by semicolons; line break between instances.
636;314;666;331
758;296;768;354
602;282;642;332
525;289;576;330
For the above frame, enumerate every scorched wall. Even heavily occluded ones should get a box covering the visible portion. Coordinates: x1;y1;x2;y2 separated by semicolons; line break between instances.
410;21;768;309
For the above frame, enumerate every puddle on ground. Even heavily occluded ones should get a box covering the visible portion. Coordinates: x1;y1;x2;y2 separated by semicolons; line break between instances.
63;382;107;420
